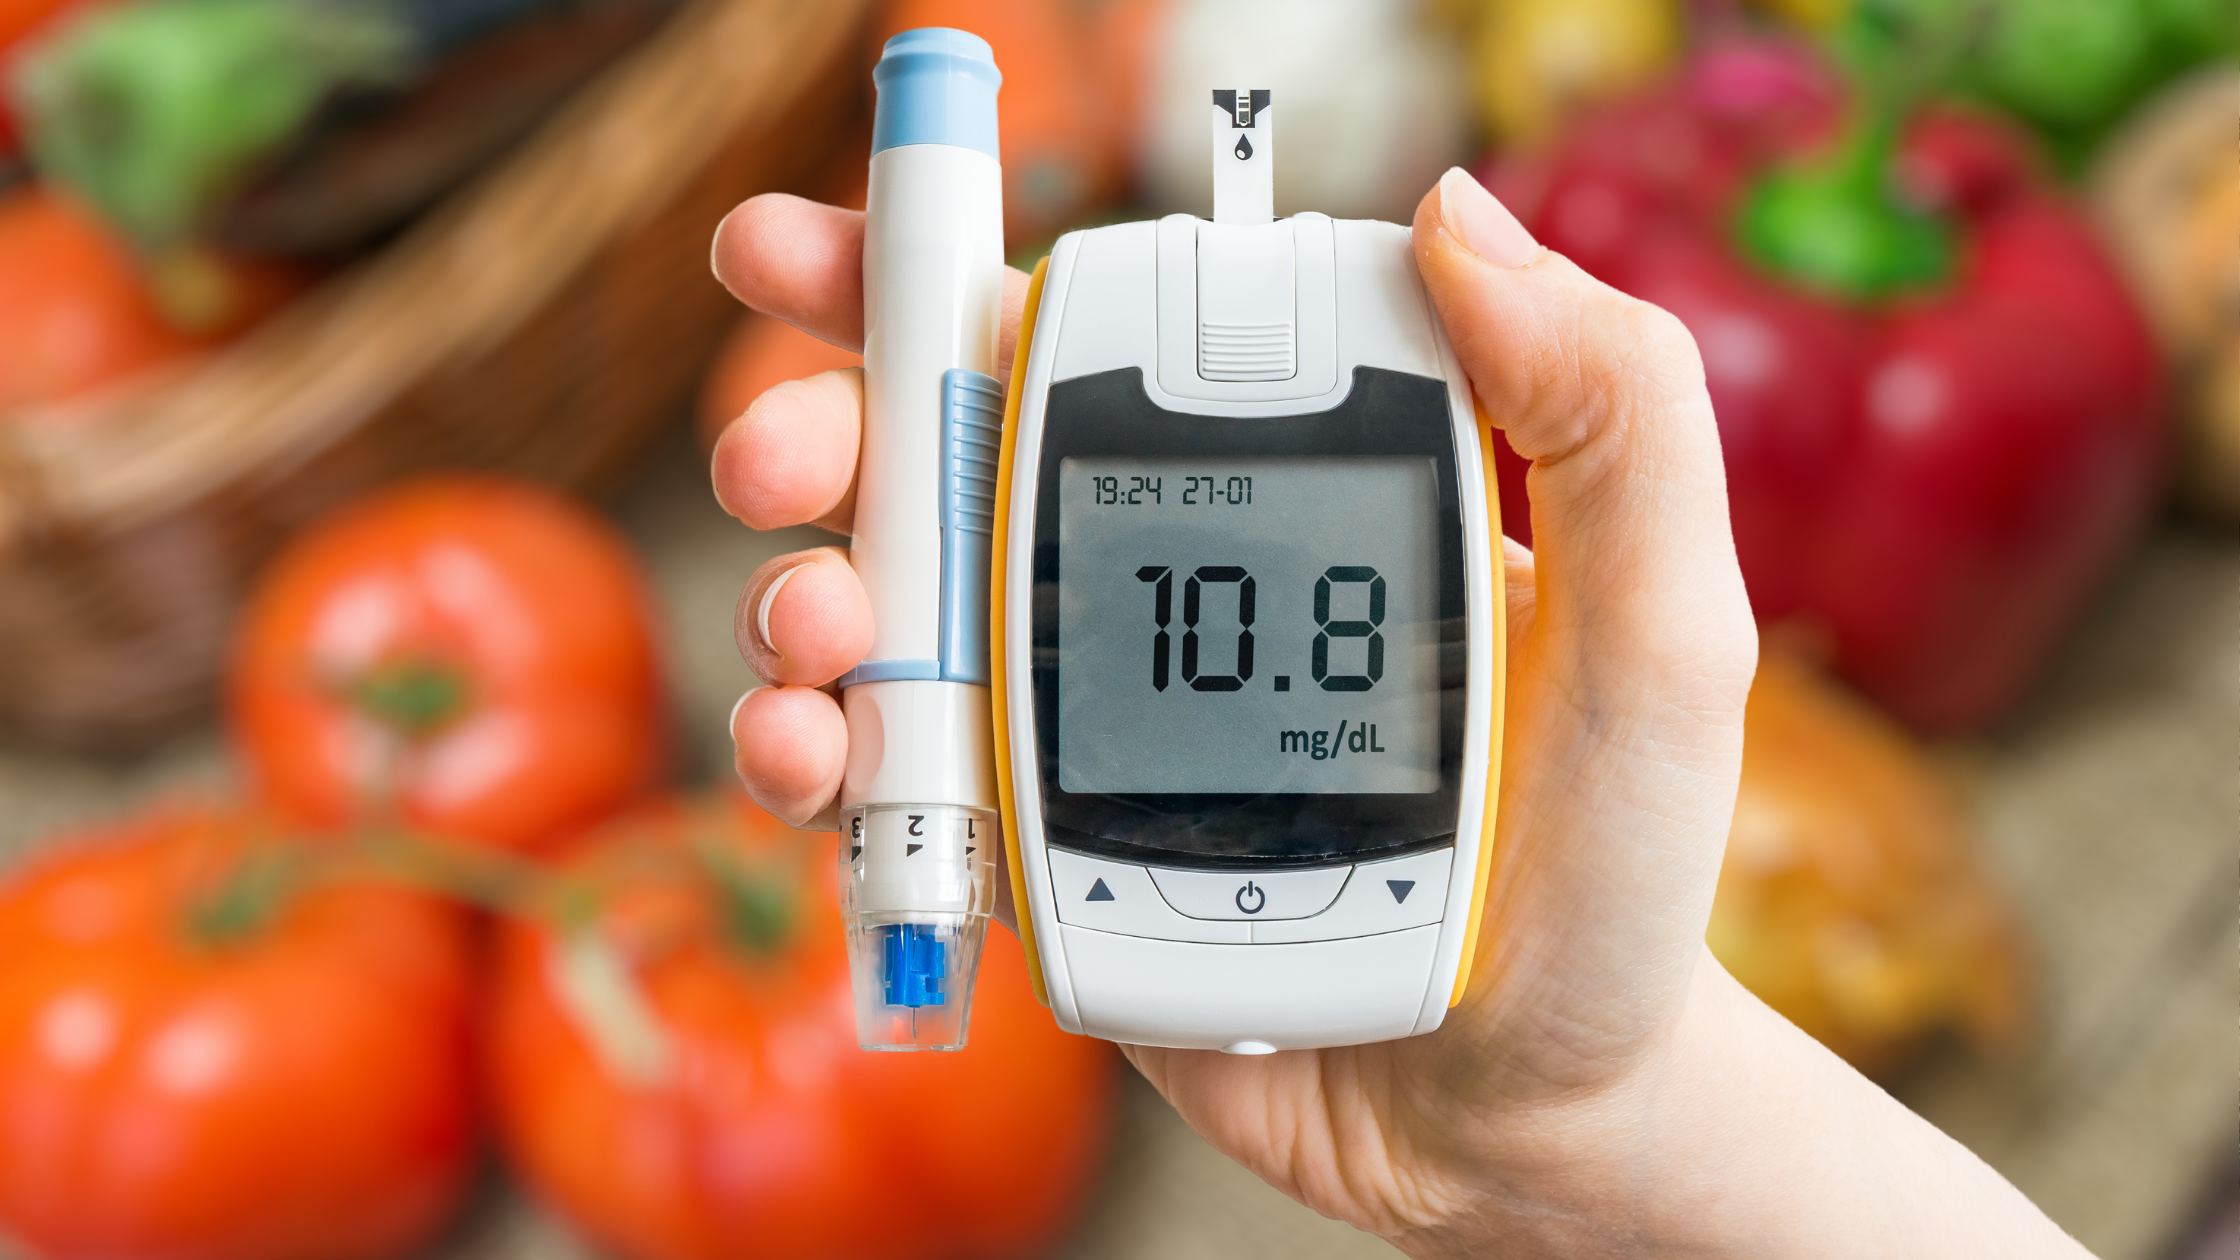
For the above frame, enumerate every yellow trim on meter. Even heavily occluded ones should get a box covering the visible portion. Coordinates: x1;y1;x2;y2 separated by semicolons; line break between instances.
993;256;1051;1007
1449;397;1508;1007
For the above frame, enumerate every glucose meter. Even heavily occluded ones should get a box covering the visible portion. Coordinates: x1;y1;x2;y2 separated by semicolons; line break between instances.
990;88;1506;1051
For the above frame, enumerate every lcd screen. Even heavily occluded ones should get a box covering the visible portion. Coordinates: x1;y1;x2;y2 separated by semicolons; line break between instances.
1056;456;1441;795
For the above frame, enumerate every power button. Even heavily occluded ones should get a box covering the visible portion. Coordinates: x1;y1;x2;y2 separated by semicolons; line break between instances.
1147;865;1350;920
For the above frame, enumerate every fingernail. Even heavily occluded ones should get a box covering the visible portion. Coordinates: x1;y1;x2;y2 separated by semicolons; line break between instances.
755;562;811;655
728;688;754;738
1437;167;1539;268
711;200;755;282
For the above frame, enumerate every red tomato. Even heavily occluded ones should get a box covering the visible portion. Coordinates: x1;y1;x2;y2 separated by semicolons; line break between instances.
0;188;204;409
0;803;479;1260
487;794;1117;1260
229;476;668;855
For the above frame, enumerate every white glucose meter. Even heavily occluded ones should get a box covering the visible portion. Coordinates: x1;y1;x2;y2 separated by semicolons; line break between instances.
990;88;1507;1052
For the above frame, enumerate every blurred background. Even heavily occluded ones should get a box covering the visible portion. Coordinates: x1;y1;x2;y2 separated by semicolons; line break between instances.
0;1;2231;1259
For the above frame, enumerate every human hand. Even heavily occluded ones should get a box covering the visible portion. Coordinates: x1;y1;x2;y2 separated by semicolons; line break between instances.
709;171;2086;1259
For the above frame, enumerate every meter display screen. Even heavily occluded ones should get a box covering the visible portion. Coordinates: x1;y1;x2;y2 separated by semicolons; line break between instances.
1028;366;1468;870
1057;456;1441;795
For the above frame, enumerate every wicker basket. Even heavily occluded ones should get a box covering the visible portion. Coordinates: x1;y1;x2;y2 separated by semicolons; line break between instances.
0;0;874;751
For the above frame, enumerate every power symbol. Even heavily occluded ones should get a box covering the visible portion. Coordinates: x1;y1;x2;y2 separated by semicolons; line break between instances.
1235;881;1266;915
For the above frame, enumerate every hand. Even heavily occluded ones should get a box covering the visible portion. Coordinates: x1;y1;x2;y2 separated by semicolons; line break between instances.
709;172;2087;1258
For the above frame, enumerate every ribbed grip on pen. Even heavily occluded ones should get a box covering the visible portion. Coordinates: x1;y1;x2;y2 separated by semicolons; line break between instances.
939;368;1002;684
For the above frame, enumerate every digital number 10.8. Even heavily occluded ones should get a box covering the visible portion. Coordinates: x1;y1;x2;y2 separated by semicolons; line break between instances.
1134;565;1385;693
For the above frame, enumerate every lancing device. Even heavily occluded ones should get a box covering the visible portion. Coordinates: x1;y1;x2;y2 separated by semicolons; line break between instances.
835;28;1006;1051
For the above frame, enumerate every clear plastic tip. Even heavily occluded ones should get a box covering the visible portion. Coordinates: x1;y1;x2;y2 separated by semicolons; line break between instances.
845;914;989;1049
839;804;998;1050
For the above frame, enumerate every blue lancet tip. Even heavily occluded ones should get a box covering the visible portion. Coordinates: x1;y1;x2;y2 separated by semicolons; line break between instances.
879;923;949;1008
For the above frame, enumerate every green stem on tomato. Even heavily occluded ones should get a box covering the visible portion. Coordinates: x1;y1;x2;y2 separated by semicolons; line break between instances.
185;839;304;946
348;659;471;740
350;827;541;909
184;825;538;949
696;837;797;958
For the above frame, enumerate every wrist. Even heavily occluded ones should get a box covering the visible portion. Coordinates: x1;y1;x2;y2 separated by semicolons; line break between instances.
1394;950;2083;1260
1390;948;1752;1259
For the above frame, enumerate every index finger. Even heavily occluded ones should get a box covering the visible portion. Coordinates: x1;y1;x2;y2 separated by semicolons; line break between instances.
713;194;867;350
710;192;1035;383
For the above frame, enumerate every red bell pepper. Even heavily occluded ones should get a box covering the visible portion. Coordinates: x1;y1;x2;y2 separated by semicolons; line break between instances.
1484;40;2165;731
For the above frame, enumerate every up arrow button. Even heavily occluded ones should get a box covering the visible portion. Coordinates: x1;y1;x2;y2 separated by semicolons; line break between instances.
1386;879;1415;904
1046;849;1250;943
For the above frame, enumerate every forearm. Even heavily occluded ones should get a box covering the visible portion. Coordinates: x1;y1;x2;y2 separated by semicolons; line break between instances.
1405;954;2087;1259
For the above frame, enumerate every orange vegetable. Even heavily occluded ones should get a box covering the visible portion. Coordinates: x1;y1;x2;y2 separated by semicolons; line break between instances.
229;476;669;856
874;0;1123;248
0;803;479;1260
0;188;203;409
487;792;1117;1260
695;311;861;453
1709;650;2028;1077
0;187;308;412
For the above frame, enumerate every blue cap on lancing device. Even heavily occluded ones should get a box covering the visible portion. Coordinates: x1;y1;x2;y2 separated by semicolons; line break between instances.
871;27;1001;160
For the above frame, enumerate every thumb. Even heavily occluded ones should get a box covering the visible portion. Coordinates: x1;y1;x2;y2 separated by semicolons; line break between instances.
1413;166;1755;718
